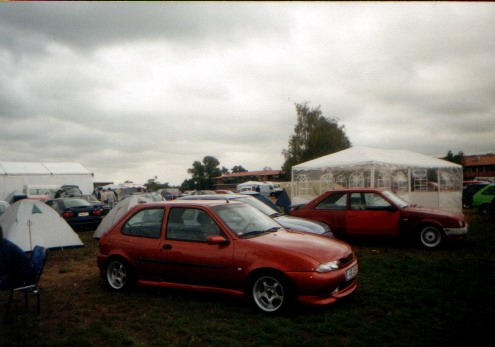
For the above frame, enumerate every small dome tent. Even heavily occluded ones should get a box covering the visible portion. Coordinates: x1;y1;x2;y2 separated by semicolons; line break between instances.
0;199;84;251
291;146;463;214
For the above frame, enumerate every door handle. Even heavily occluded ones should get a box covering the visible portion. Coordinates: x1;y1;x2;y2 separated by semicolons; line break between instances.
163;244;172;250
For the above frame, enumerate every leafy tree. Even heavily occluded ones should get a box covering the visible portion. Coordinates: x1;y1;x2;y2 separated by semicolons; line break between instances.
185;155;222;190
281;102;351;180
179;178;195;192
221;166;230;175
443;150;464;165
145;178;170;191
232;165;248;173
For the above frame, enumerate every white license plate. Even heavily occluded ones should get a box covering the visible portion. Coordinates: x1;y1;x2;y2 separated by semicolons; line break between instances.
79;212;89;217
345;264;358;281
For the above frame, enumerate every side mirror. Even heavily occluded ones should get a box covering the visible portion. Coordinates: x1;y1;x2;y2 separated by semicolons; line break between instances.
207;235;228;245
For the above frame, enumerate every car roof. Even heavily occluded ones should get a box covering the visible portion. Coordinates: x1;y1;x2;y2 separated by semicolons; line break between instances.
324;188;385;193
179;194;249;200
141;199;245;208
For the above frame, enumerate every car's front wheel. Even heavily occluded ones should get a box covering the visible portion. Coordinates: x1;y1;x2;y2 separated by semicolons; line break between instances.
250;272;291;313
418;225;443;249
479;203;491;216
106;257;134;291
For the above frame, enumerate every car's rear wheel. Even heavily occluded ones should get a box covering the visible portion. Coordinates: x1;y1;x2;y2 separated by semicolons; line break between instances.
106;257;134;291
418;225;443;249
250;272;291;313
462;199;472;209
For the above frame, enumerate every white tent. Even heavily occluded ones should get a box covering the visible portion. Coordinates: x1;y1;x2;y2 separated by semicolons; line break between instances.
93;195;153;238
0;199;84;252
291;146;463;214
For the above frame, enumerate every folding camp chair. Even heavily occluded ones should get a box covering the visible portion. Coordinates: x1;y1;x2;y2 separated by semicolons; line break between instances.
3;245;48;323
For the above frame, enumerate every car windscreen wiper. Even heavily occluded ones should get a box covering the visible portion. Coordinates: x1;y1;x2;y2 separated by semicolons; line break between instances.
240;227;281;238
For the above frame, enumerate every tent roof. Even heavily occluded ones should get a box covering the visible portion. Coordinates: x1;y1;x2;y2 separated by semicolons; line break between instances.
0;161;92;175
293;146;461;170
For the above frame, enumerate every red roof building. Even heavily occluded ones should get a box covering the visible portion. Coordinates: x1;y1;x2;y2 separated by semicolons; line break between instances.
462;153;495;180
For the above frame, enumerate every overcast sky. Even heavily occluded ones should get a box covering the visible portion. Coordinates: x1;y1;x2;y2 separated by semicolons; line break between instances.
1;2;494;185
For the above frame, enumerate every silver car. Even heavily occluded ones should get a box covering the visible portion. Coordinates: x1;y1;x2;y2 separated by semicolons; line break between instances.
178;194;334;237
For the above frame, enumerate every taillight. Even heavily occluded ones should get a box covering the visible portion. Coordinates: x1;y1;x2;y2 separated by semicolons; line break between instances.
92;209;102;216
62;211;75;218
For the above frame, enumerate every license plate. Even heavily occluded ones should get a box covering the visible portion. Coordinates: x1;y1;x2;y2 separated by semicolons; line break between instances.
79;212;89;217
345;264;358;281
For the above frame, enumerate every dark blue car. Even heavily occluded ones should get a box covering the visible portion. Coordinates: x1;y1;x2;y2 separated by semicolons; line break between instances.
45;197;103;231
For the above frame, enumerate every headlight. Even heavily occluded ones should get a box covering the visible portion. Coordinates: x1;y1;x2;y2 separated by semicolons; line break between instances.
316;261;339;273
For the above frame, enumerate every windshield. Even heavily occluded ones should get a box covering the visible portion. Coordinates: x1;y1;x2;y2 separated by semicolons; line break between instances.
382;190;410;208
237;196;279;217
212;203;281;237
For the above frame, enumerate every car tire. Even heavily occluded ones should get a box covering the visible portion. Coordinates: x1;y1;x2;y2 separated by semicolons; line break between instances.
106;257;134;291
462;199;472;209
418;225;443;249
250;271;292;314
479;204;491;216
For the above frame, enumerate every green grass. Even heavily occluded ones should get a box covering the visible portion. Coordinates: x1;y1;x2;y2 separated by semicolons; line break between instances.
1;210;494;346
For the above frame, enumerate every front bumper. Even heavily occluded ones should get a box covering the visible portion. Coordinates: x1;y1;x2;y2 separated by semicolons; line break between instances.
444;224;468;239
287;260;358;306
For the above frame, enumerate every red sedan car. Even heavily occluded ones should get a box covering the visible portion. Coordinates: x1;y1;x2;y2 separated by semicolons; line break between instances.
290;189;468;249
97;200;358;313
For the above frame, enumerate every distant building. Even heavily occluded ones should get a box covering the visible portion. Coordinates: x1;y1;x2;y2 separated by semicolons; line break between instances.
214;170;284;191
462;153;495;181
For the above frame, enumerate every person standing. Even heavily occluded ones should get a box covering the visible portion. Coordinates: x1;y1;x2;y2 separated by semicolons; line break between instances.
107;188;116;209
100;188;108;204
0;226;36;289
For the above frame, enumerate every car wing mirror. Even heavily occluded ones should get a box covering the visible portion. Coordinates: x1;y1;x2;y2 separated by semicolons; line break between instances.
207;235;228;245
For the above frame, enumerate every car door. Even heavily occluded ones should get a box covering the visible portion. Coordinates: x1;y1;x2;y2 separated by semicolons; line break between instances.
307;191;347;234
118;207;168;280
161;206;235;288
345;192;401;236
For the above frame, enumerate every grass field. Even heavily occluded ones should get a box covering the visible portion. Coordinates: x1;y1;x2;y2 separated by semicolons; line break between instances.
1;211;494;347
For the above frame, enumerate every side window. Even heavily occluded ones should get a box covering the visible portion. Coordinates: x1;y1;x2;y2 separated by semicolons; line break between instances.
350;193;364;210
363;193;392;210
315;192;347;210
122;208;164;238
166;208;221;242
483;186;495;195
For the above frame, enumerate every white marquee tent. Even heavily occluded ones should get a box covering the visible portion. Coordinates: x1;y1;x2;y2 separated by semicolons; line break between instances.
291;146;463;214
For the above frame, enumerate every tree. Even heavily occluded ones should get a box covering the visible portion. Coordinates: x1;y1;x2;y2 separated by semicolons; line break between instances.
443;150;464;165
145;178;170;191
281;102;351;180
231;165;248;173
185;155;222;190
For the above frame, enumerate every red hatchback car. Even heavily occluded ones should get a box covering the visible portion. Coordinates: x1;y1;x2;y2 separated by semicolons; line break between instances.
97;200;358;313
290;189;468;249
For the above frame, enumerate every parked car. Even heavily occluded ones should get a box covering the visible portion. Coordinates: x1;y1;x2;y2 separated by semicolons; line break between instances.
45;197;103;230
178;194;333;237
472;184;495;215
97;200;358;313
289;189;468;249
463;182;489;208
78;194;110;215
54;184;83;198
